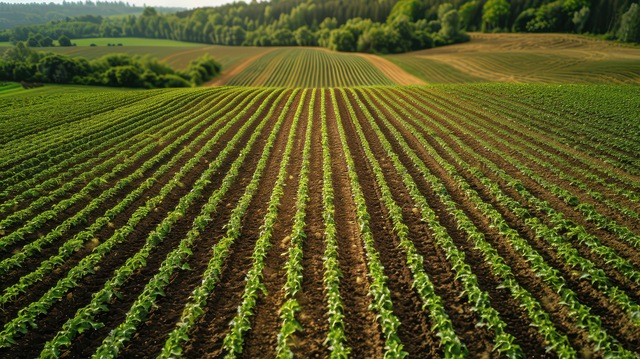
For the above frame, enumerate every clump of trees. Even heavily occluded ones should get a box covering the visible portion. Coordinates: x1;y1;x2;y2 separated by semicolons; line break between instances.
321;3;468;54
0;42;220;88
477;0;640;43
17;33;75;47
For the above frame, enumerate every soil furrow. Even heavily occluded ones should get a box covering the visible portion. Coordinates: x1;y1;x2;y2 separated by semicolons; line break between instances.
390;87;636;354
405;88;640;268
377;88;581;356
352;89;502;357
334;90;436;358
181;90;302;358
428;88;640;210
0;92;214;222
241;90;310;358
324;89;385;358
0;90;243;296
0;91;219;260
114;91;292;359
291;88;330;358
435;88;640;233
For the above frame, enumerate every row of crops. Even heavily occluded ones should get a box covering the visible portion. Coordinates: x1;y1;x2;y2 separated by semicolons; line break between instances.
0;83;639;358
225;48;396;88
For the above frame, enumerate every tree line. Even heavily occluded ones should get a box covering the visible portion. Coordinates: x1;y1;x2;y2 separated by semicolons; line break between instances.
0;42;220;88
1;0;638;54
0;1;183;31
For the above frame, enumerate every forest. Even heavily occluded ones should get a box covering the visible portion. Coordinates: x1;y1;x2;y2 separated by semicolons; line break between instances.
0;1;183;30
1;0;639;54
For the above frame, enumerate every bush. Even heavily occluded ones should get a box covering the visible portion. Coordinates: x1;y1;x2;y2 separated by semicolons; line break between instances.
58;35;72;46
0;44;222;88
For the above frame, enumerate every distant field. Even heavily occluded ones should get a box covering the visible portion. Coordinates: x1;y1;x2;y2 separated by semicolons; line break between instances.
14;43;270;71
0;39;270;71
1;82;639;358
4;34;640;85
222;48;396;87
388;33;640;84
0;83;138;99
69;38;203;47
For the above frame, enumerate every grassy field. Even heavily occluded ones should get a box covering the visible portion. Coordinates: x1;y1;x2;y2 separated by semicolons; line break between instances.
388;33;640;84
0;82;639;358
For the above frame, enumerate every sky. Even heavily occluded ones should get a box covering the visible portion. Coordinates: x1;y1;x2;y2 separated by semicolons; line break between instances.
3;0;235;9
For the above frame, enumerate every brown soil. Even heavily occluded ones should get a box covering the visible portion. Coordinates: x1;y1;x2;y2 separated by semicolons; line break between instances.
291;89;330;357
0;92;212;225
368;88;559;357
397;33;640;85
451;87;640;214
420;88;640;267
334;90;440;358
178;90;301;358
323;89;385;358
240;90;310;357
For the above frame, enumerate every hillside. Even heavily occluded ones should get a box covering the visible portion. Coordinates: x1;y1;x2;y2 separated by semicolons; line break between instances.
5;32;639;86
388;32;640;84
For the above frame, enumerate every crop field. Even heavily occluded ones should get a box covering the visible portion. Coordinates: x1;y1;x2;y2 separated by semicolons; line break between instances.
388;33;640;84
0;81;639;358
223;48;398;87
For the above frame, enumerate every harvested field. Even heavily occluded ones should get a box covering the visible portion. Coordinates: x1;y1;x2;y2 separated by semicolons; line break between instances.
388;33;640;84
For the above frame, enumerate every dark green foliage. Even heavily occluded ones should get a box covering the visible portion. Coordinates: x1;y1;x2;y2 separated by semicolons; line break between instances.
58;35;73;47
0;2;183;30
0;42;219;88
2;0;639;53
38;54;89;83
181;54;221;86
618;3;640;42
482;0;511;32
329;29;356;52
459;1;482;30
573;6;591;33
